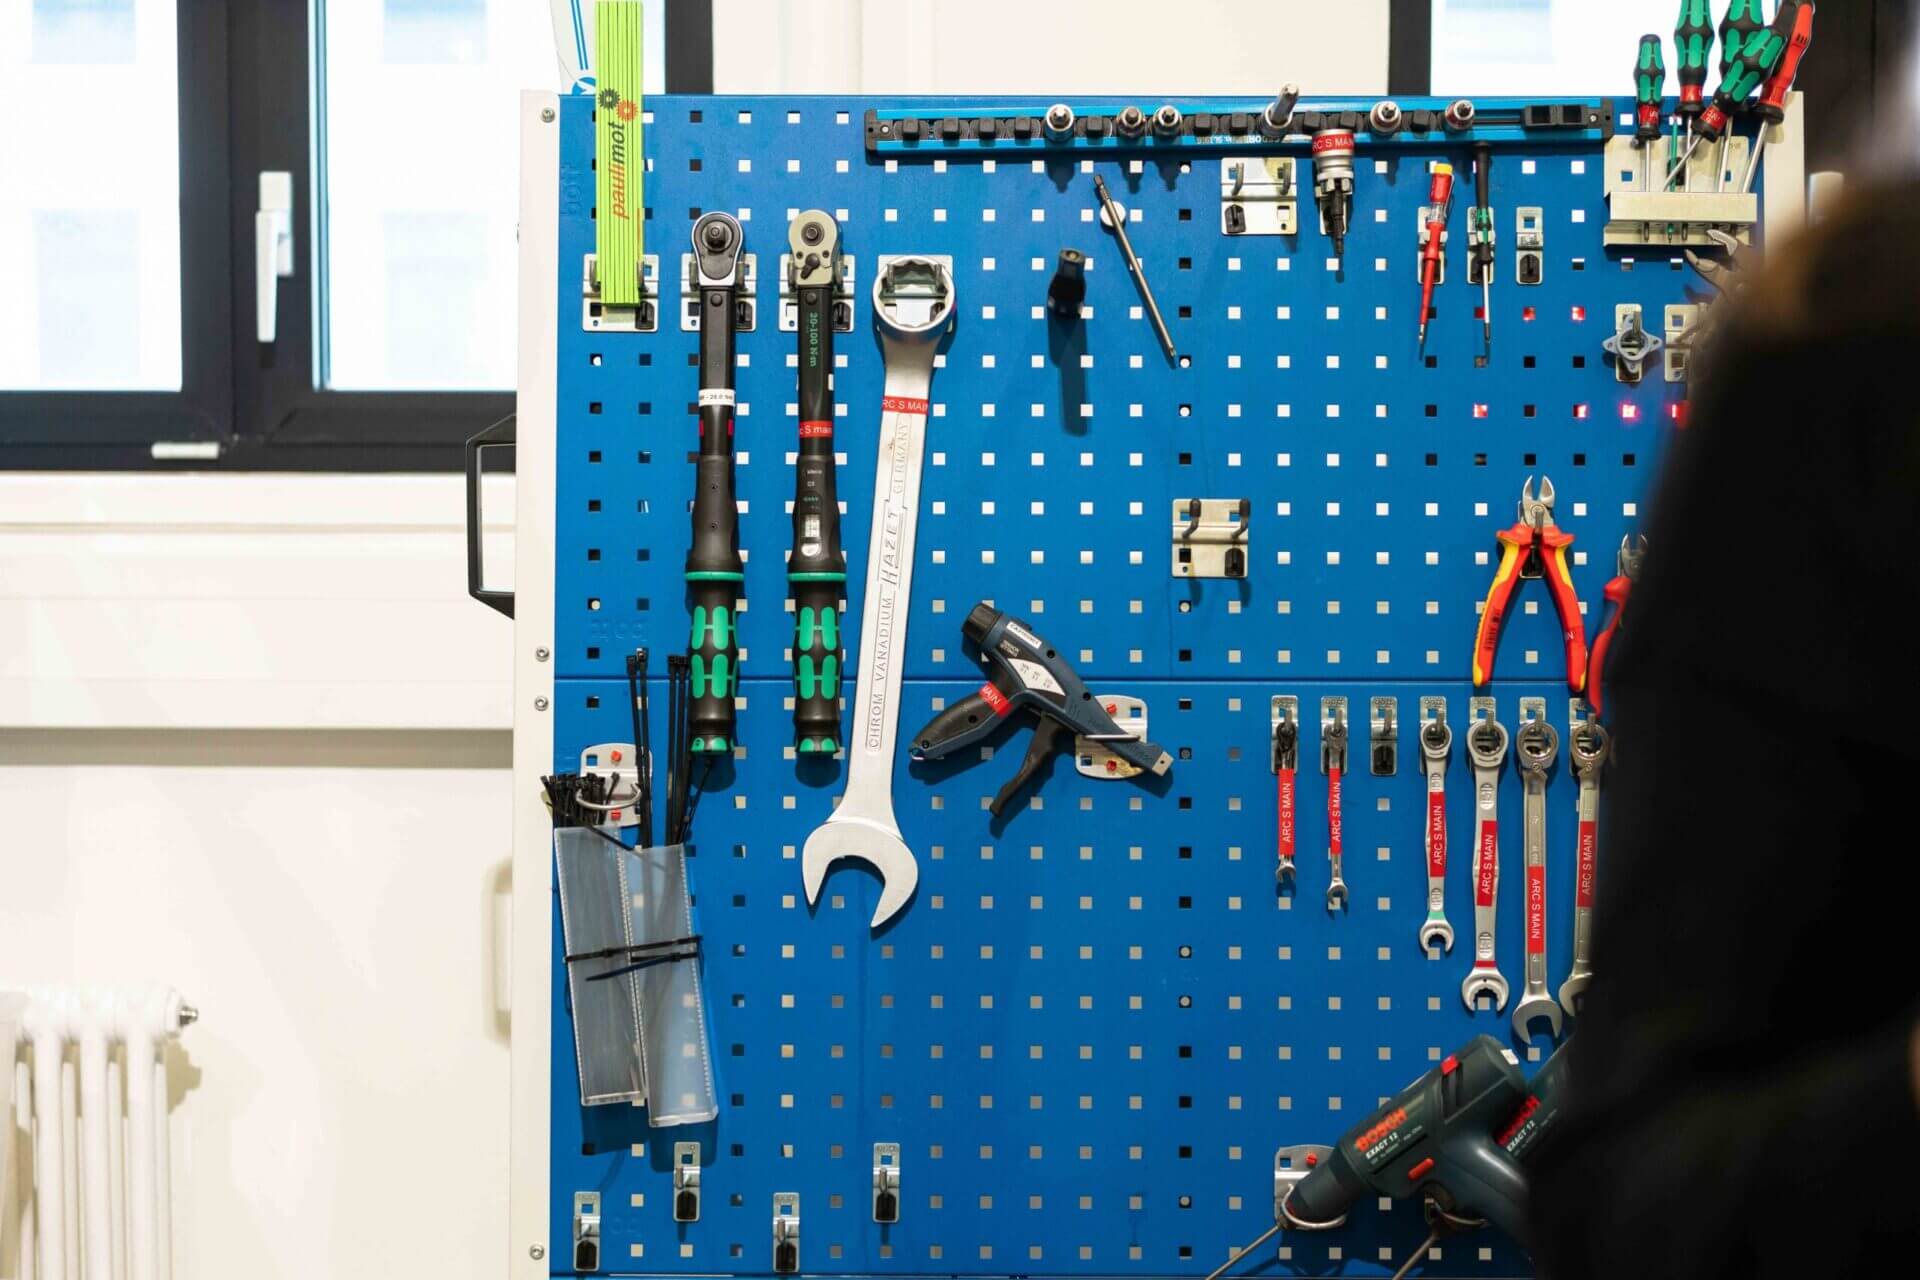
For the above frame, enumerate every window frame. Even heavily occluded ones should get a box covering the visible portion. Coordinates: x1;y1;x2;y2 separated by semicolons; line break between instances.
0;0;714;472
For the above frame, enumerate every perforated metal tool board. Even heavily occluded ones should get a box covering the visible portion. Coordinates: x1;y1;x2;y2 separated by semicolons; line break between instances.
544;93;1725;1278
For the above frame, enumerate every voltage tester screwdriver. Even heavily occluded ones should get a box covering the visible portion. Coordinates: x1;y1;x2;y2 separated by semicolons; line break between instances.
786;211;848;755
1739;0;1816;194
1667;2;1801;185
1714;0;1769;191
685;212;747;755
1416;162;1455;350
1469;143;1494;352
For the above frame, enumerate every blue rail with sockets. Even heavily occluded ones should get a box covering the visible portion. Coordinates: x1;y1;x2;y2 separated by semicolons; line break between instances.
544;93;1732;1278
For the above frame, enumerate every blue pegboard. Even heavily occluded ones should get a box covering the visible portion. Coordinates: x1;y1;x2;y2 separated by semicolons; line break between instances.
544;94;1716;1278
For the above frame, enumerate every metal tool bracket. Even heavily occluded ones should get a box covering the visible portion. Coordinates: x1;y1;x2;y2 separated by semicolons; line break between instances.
1172;498;1251;579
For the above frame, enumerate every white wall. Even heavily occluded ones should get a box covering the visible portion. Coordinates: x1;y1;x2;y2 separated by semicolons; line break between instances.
713;0;1392;95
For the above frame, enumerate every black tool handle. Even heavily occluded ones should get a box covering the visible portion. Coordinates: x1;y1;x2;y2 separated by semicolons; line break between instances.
990;716;1067;817
686;273;742;754
790;282;845;753
463;415;516;619
909;688;1007;761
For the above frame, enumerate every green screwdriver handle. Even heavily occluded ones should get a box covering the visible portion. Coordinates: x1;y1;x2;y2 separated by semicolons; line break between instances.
1719;0;1768;75
1699;1;1799;137
1635;34;1667;141
1674;0;1714;116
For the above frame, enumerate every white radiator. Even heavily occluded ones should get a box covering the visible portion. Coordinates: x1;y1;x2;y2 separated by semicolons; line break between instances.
1;988;195;1280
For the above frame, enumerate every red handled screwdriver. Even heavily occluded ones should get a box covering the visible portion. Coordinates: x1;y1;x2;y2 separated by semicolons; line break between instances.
1667;1;1802;185
1417;162;1456;350
1740;1;1816;194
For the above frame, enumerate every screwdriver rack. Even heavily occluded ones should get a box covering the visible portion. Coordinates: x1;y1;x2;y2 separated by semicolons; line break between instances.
507;91;1803;1279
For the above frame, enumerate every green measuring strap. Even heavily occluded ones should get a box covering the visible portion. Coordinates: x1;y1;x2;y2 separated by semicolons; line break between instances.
594;0;645;306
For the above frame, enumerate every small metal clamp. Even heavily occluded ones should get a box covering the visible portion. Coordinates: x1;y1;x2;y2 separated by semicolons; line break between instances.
1320;697;1349;774
1172;498;1251;579
772;1193;800;1273
1270;696;1299;774
582;253;661;332
1515;207;1544;286
573;1192;602;1272
872;1143;901;1223
1369;696;1399;776
1075;695;1151;779
1220;156;1298;236
673;1141;701;1223
1603;304;1663;384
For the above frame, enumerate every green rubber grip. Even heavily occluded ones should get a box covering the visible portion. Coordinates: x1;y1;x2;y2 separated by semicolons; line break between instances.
1721;5;1794;105
1636;35;1667;107
687;577;741;754
1719;0;1767;74
790;579;845;753
1674;0;1714;109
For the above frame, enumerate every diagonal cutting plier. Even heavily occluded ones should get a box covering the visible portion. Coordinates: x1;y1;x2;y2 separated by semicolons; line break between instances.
1472;476;1588;693
1586;535;1647;717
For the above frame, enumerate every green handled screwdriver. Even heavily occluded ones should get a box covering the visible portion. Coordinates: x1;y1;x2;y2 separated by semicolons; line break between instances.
1715;1;1769;190
1634;33;1667;194
685;212;747;756
1667;1;1800;185
1671;0;1714;182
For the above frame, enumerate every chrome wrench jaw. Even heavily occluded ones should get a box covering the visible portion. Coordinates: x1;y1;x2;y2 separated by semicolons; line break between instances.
800;258;955;931
1419;720;1454;955
1512;720;1563;1044
1325;874;1348;913
1559;722;1610;1013
1461;717;1510;1013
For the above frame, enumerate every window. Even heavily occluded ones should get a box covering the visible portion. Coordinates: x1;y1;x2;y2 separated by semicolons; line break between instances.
1430;0;1647;95
1;0;707;470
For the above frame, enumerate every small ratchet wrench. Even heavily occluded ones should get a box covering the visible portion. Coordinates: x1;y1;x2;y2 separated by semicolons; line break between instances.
1419;718;1455;954
1512;719;1564;1044
1324;719;1349;912
1559;720;1610;1013
1460;715;1510;1012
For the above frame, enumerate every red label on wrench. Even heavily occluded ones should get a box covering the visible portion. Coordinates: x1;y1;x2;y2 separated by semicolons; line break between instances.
1576;820;1598;908
1527;864;1546;955
1427;789;1447;878
1475;822;1498;906
1327;767;1343;856
1277;769;1296;860
882;395;929;415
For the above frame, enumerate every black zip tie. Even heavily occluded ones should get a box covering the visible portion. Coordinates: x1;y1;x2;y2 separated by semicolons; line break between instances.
565;934;703;966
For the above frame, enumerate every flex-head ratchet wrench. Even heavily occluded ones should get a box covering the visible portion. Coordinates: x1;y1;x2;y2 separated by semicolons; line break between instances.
800;257;955;929
1460;715;1510;1012
1512;719;1564;1043
1323;718;1349;912
1419;718;1455;954
1559;720;1610;1013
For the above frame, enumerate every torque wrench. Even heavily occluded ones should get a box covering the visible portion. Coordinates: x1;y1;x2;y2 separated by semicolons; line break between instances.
1461;711;1511;1012
801;257;955;929
1511;717;1564;1043
1559;720;1610;1013
1419;714;1455;954
787;211;847;754
686;212;746;754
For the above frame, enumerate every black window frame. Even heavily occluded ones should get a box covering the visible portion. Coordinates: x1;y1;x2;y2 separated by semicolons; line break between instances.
1;0;713;472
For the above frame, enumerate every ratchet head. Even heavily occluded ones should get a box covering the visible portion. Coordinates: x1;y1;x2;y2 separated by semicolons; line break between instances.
1467;717;1510;770
1557;971;1592;1015
1618;534;1649;581
1570;719;1612;780
801;816;920;931
1461;967;1510;1013
1512;991;1565;1044
788;210;840;288
1515;719;1560;777
1420;917;1456;954
691;211;745;286
1420;717;1453;763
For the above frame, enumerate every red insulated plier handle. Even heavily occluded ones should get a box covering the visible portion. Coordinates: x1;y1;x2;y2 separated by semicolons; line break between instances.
1472;524;1589;693
1586;573;1633;715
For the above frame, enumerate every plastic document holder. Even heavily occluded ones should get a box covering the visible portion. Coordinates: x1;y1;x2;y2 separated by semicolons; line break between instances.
553;829;718;1125
2;992;24;1211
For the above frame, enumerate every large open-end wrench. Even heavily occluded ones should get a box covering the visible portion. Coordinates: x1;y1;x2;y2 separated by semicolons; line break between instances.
1418;717;1454;954
1559;720;1610;1013
800;258;955;929
1460;714;1510;1012
1512;719;1564;1043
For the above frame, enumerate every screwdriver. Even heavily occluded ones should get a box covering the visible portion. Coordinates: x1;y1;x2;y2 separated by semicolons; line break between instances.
1715;1;1768;191
1667;2;1799;185
1633;33;1666;238
1671;0;1714;185
1469;143;1494;351
1740;0;1815;194
1416;162;1455;350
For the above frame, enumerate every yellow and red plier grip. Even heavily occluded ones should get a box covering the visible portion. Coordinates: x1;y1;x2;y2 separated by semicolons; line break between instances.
1471;476;1588;693
1586;534;1647;716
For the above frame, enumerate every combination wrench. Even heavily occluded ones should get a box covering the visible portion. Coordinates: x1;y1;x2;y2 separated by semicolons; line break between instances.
800;257;955;929
1460;713;1510;1012
1511;718;1564;1043
1559;720;1610;1014
1418;716;1454;954
1322;714;1349;912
